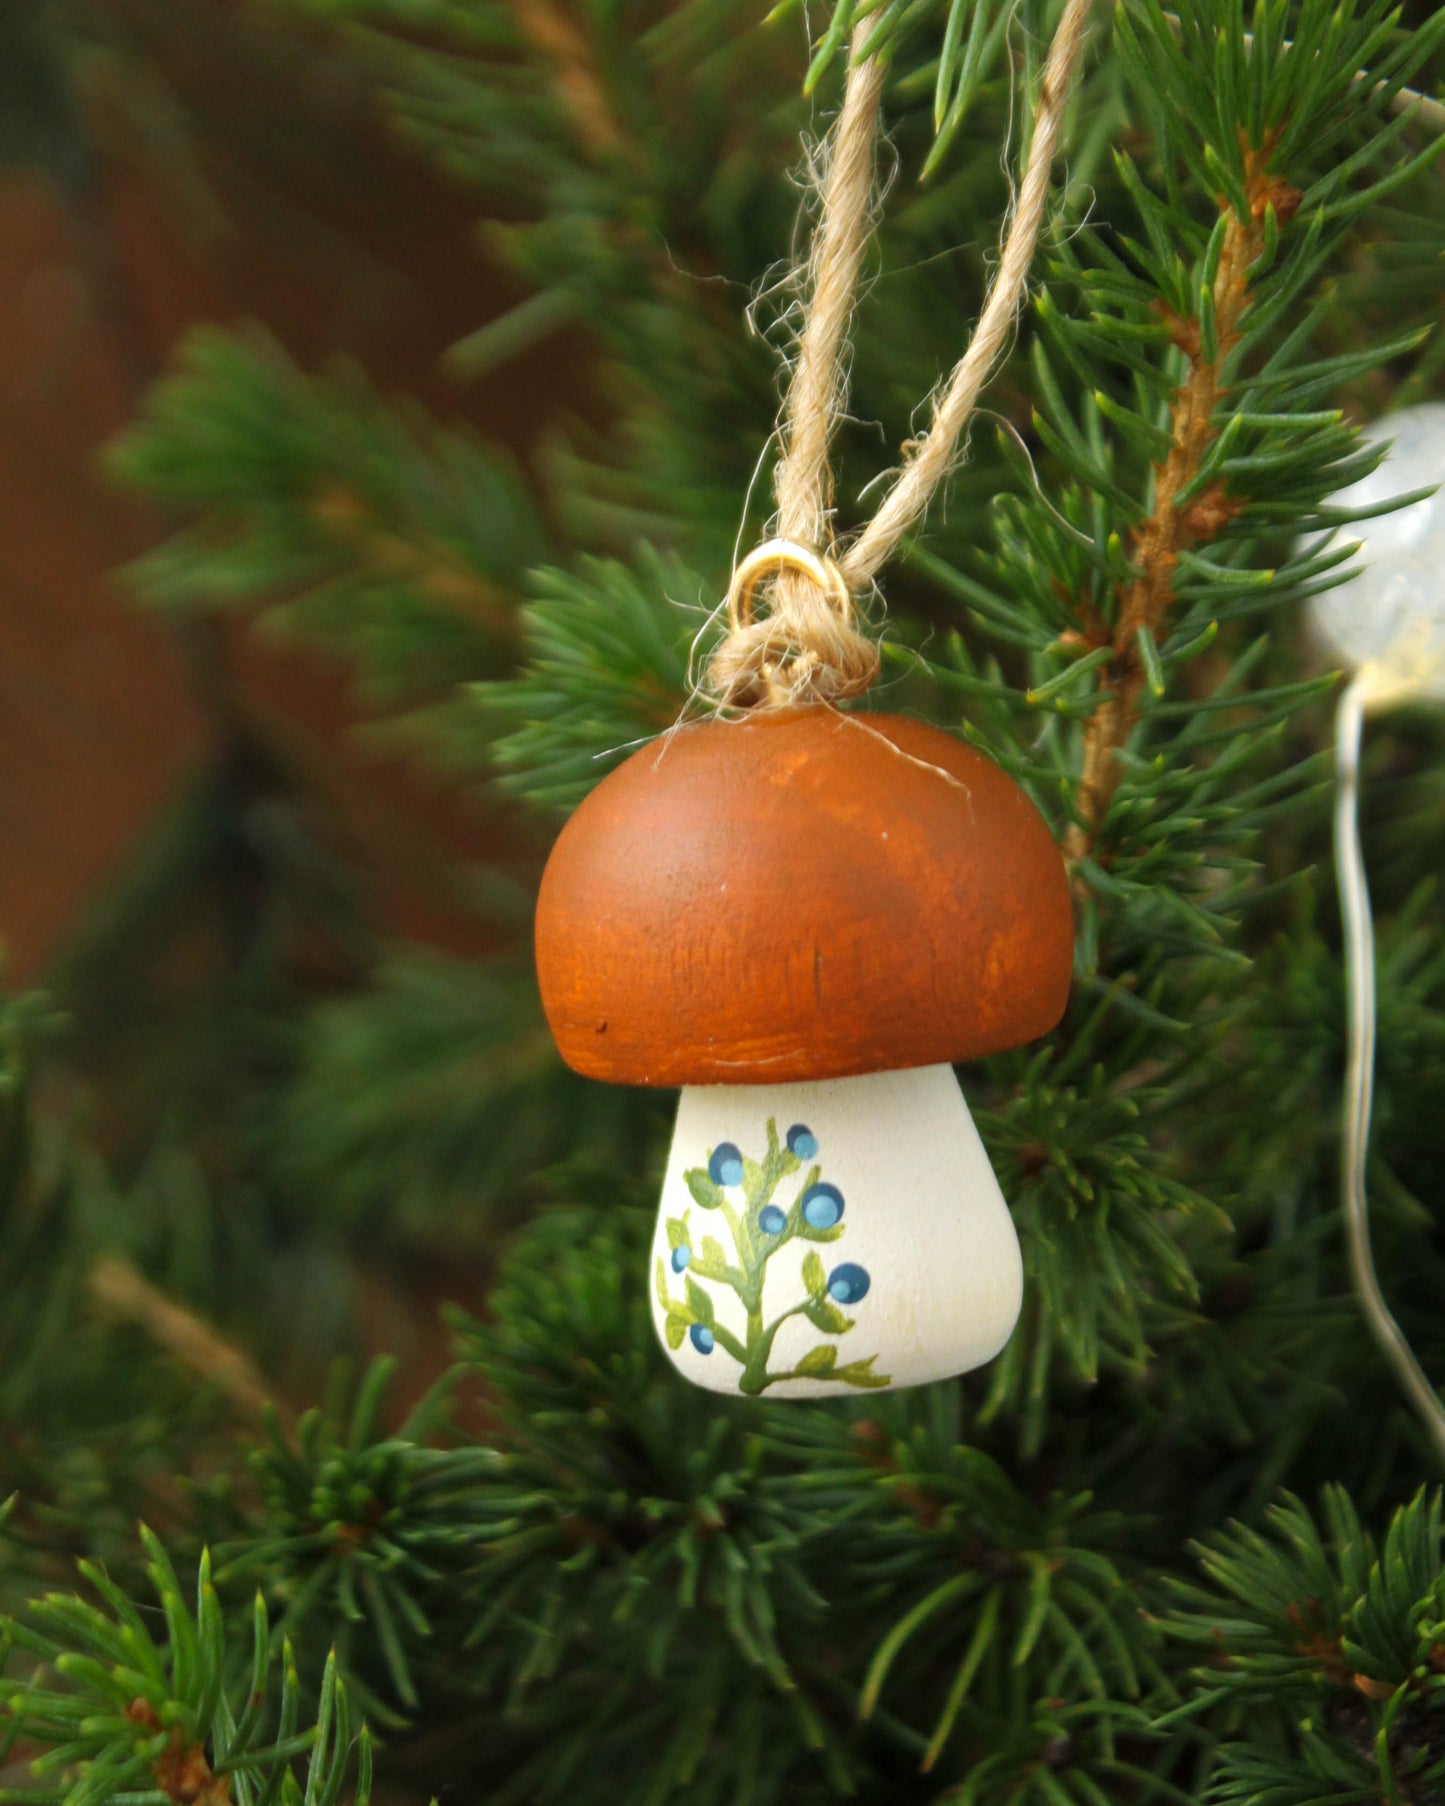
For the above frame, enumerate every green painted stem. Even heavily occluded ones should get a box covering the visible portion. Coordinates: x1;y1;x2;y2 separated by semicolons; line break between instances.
738;1302;811;1394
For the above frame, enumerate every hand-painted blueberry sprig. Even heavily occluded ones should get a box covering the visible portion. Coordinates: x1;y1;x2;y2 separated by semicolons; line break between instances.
654;1119;888;1394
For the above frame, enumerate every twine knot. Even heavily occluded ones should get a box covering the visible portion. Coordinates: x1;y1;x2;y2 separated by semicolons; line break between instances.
708;539;881;710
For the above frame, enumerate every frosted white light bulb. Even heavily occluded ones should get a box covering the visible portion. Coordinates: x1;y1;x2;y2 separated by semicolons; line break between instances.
1311;401;1445;704
649;1064;1022;1398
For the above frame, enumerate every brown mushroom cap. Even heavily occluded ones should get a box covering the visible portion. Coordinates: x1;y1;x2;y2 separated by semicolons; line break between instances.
535;708;1073;1085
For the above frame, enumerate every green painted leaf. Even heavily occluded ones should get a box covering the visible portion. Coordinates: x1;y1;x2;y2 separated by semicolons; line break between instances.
665;1214;691;1251
664;1315;687;1350
701;1236;727;1270
795;1222;845;1244
803;1296;851;1335
685;1278;715;1326
794;1344;837;1378
685;1169;725;1210
833;1356;890;1390
654;1257;670;1312
802;1250;827;1298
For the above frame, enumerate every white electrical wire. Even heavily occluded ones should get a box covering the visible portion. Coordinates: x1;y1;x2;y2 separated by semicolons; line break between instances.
1333;670;1445;1464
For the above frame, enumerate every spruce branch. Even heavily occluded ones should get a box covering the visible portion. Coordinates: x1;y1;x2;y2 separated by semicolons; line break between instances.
786;1409;1167;1792
1041;0;1445;873
791;0;1018;103
0;1530;372;1806
1066;143;1301;863
1165;1489;1445;1803
109;328;541;699
505;0;626;161
441;1200;882;1801
465;551;698;807
277;955;666;1252
0;994;243;1583
454;1207;830;1695
974;1059;1232;1453
214;1361;498;1717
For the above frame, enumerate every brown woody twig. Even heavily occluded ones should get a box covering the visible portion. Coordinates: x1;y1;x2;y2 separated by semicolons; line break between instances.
1065;141;1300;865
88;1254;290;1428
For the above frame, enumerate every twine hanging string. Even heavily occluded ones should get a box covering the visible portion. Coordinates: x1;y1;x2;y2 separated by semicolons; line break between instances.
710;36;886;710
709;0;1093;710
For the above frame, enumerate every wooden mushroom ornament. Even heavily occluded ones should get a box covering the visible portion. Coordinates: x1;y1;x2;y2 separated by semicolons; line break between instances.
532;0;1090;1392
535;634;1073;1398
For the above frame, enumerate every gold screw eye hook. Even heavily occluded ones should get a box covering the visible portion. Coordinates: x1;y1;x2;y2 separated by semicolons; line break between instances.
725;538;853;633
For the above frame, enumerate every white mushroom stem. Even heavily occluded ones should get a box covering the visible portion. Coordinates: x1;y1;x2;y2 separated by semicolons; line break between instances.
649;1065;1022;1398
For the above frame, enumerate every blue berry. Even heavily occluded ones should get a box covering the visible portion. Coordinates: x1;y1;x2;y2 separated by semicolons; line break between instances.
689;1323;715;1355
827;1263;871;1305
671;1245;691;1273
708;1142;744;1187
800;1182;844;1230
786;1124;818;1159
758;1205;786;1235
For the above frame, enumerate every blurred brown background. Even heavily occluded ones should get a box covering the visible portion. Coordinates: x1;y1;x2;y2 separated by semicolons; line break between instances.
0;0;567;984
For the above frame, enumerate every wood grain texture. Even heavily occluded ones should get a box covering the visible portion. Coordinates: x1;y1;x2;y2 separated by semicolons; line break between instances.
535;708;1073;1085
